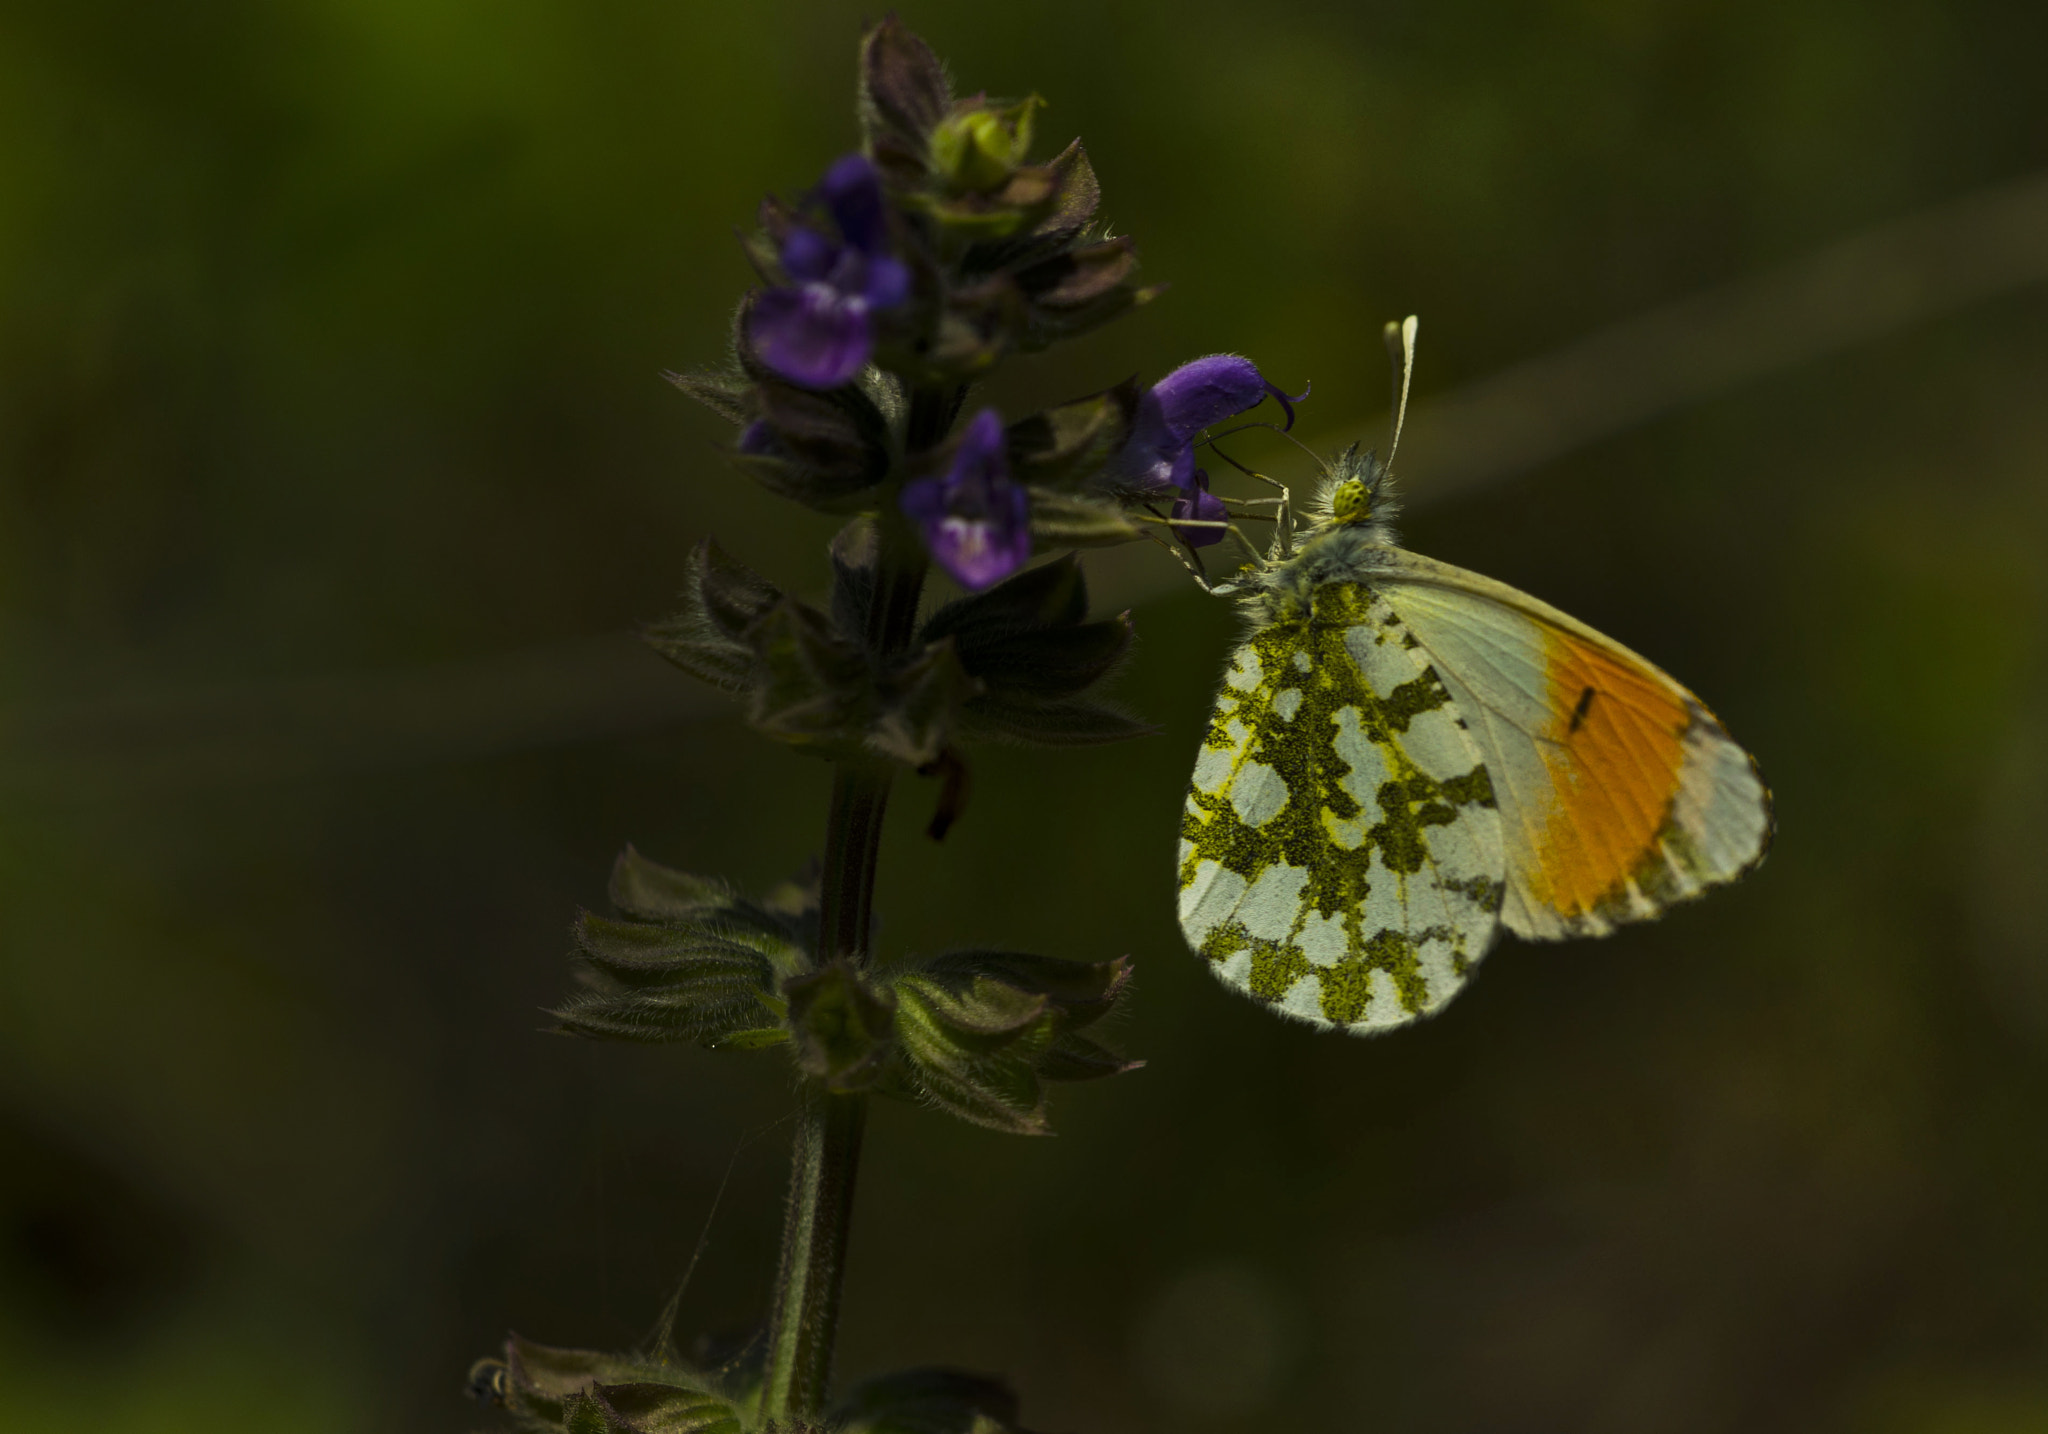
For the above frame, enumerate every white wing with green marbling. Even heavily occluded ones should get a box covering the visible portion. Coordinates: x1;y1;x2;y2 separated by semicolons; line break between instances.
1176;582;1507;1033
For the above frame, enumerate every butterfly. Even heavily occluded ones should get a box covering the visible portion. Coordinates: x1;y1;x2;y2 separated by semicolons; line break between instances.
1175;318;1773;1032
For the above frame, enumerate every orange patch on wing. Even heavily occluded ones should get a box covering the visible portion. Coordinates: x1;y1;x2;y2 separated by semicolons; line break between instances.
1526;629;1690;918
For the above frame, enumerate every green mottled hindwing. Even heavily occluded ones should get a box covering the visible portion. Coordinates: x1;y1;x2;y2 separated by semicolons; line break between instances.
1177;582;1507;1032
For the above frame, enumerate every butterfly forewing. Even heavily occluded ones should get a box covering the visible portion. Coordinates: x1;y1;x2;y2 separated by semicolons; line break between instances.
1370;549;1773;940
1178;582;1507;1031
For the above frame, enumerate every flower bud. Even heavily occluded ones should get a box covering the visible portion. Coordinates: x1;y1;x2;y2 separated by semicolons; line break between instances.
931;101;1035;191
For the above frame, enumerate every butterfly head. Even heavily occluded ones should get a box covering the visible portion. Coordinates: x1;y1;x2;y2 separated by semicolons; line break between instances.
1313;443;1399;532
1330;476;1375;524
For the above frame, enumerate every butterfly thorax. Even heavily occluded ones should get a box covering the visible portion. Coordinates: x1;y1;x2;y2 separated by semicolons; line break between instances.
1255;521;1401;627
1229;444;1405;625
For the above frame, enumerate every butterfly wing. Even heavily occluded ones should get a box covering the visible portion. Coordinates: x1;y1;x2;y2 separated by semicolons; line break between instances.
1370;548;1773;941
1178;584;1506;1031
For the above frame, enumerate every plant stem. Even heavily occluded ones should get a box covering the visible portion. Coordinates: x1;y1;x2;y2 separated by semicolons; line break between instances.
759;1079;868;1425
760;393;955;1424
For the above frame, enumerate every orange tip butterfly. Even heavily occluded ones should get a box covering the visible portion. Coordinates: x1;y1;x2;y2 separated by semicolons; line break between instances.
1176;317;1773;1032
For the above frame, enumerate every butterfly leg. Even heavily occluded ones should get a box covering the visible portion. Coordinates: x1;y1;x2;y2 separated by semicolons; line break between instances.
1246;470;1294;559
1139;526;1223;592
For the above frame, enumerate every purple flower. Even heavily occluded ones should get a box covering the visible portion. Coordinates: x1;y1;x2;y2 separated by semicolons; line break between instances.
747;154;912;390
901;409;1031;590
1113;354;1302;547
1117;355;1268;493
1169;469;1231;548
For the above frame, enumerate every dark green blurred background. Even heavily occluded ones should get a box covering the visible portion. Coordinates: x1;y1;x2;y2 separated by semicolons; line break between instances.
4;2;2047;1430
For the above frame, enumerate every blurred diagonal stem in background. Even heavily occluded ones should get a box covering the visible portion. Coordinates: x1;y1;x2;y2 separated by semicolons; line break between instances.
9;169;2048;789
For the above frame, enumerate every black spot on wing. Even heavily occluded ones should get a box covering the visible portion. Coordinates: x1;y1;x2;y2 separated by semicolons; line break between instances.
1568;685;1596;734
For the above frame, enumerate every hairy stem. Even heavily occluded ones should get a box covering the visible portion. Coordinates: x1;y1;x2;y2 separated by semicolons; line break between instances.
759;1078;868;1424
759;388;958;1425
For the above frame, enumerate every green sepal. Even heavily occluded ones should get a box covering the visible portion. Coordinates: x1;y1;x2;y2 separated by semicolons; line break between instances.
489;1334;748;1434
586;1383;746;1434
974;141;1101;270
1018;236;1136;310
898;973;1051;1042
954;613;1132;697
954;694;1154;747
883;948;1139;1135
502;1335;649;1425
859;17;952;188
745;597;871;751
662;370;751;425
892;979;1054;1135
1004;380;1139;492
708;1026;790;1051
740;381;893;513
916;556;1152;749
644;540;784;691
868;635;982;767
552;854;814;1050
919;276;1019;377
919;949;1133;1029
1022;488;1144;548
721;300;901;512
562;1393;613;1434
608;844;725;921
906;169;1057;243
920;552;1088;646
828;517;879;638
1036;1030;1143;1082
785;959;898;1093
831;1367;1034;1434
1013;241;1158;353
930;96;1042;193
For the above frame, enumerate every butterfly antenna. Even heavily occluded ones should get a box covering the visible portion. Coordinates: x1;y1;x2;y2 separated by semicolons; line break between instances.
1202;421;1333;479
1382;314;1418;471
1200;422;1322;558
